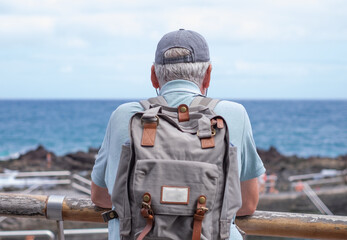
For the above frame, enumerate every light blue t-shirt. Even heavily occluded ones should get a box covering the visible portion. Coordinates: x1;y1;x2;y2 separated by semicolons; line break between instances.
91;80;265;240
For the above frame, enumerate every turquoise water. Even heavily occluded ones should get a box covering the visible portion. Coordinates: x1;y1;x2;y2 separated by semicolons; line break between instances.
0;100;346;159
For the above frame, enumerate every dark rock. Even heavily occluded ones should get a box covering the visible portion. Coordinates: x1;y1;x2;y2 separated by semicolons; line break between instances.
18;145;54;161
88;147;100;154
0;145;58;172
0;145;96;172
57;155;94;171
66;151;96;164
257;146;347;192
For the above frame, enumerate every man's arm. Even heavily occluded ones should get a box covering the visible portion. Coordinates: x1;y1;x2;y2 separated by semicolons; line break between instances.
236;178;259;216
91;181;112;208
90;103;144;209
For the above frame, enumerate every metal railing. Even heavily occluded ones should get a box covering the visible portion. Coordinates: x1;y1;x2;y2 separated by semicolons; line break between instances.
0;228;109;240
0;170;92;228
288;169;347;182
0;230;55;239
0;171;72;178
302;182;334;215
71;173;91;195
288;169;347;216
0;170;91;195
0;193;347;240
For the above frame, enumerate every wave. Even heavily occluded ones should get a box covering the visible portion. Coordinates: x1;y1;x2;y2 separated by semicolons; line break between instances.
0;145;40;161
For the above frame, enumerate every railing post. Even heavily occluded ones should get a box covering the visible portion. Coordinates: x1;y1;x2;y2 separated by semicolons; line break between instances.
46;195;66;240
56;221;65;240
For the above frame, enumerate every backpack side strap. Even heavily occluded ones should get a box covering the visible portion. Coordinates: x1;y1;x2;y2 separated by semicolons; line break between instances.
190;96;220;110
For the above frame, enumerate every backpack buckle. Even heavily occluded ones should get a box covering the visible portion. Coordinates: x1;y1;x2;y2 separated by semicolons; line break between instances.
141;193;154;217
141;202;154;217
141;115;159;126
197;127;216;137
101;210;118;222
141;202;152;210
192;196;208;240
197;207;209;213
198;127;216;149
138;193;155;240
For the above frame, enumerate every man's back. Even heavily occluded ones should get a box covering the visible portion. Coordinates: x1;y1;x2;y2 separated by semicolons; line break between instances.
91;79;265;240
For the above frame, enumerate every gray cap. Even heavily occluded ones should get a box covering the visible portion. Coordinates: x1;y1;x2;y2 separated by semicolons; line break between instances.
155;29;210;65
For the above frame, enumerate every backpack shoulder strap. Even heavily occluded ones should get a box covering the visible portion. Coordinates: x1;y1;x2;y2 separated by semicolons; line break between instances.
140;96;168;110
189;96;204;108
190;96;220;110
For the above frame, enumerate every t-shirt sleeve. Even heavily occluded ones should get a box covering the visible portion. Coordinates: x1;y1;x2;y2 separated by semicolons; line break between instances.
91;116;112;188
240;108;266;181
92;102;144;191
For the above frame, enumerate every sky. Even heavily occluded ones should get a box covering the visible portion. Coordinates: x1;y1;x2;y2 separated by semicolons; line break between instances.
0;0;346;99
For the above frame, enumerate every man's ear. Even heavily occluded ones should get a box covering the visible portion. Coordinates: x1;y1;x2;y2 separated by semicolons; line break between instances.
202;64;212;89
151;65;160;89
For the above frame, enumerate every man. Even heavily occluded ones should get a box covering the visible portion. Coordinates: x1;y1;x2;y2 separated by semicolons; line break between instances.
91;29;265;240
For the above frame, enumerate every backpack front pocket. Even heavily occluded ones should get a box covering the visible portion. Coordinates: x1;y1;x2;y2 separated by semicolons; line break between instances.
132;159;219;239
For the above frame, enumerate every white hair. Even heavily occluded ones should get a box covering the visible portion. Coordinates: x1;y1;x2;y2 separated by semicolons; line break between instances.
154;48;210;88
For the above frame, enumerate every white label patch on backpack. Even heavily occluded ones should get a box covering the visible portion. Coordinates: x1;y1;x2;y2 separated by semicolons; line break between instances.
160;186;190;205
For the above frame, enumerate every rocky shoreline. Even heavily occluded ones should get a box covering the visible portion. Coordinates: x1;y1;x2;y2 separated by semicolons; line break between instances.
1;145;346;189
1;145;346;215
258;147;346;191
0;145;99;173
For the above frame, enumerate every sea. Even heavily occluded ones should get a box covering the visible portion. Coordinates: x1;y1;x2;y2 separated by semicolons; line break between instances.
0;99;346;160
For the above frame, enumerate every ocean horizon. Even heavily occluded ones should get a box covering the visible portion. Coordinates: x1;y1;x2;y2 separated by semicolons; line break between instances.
0;99;346;160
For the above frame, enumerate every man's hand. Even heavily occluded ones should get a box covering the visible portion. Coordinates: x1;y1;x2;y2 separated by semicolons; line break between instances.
236;178;259;216
91;181;112;208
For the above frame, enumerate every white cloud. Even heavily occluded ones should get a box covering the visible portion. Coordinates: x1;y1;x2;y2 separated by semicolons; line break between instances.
233;61;309;76
1;0;347;43
63;13;145;37
64;37;89;48
0;15;54;35
230;60;347;79
60;65;73;73
0;0;346;99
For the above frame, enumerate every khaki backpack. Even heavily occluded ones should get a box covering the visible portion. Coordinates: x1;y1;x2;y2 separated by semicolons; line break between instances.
103;96;242;240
